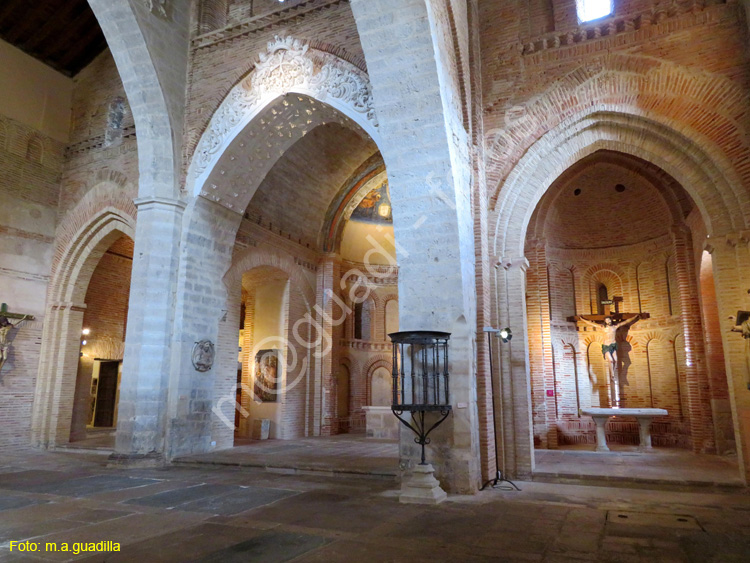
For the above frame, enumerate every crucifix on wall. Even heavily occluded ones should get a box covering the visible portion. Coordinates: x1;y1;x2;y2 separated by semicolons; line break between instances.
567;296;649;407
0;303;35;375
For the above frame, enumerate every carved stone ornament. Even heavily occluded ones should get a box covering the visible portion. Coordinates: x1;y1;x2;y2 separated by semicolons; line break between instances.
192;340;215;372
141;0;169;19
190;35;378;181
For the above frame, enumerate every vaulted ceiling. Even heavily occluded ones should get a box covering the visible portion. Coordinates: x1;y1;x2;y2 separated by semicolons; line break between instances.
0;0;107;77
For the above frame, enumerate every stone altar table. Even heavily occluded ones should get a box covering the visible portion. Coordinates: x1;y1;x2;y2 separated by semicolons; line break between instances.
580;408;668;452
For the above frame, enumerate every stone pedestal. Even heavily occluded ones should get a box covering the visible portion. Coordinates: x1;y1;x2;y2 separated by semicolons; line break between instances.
581;408;668;452
364;406;399;440
252;419;270;440
400;464;447;505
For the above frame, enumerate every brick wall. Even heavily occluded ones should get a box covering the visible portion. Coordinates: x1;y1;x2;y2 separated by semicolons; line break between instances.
0;114;65;452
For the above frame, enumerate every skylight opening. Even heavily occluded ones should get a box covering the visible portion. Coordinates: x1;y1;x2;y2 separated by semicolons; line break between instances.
576;0;613;23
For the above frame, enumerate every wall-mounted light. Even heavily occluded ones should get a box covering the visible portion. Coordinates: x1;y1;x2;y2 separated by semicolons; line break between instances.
498;328;512;343
82;328;90;336
81;340;87;346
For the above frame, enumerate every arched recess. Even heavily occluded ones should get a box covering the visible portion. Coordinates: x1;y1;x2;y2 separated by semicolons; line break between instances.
491;106;744;477
31;202;136;448
364;357;393;407
167;36;384;457
212;246;317;445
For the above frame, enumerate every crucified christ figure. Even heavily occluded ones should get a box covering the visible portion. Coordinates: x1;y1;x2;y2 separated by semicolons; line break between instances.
573;314;641;407
0;315;28;373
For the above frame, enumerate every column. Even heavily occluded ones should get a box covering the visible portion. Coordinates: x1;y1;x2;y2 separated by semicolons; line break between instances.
671;225;714;453
350;0;481;493
112;196;185;462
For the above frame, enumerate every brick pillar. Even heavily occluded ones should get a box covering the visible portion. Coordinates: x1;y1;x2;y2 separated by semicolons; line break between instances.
709;233;750;484
113;197;185;461
526;240;557;449
239;293;255;438
350;0;480;493
671;225;715;453
496;256;534;479
314;255;339;437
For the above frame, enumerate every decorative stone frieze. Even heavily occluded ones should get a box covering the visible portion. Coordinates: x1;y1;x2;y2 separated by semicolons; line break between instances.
189;36;377;190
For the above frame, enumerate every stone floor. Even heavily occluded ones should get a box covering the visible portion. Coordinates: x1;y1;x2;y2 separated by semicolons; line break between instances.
1;449;750;562
175;434;399;478
534;445;743;488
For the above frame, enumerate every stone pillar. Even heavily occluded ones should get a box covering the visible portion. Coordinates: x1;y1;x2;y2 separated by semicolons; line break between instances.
709;232;750;484
671;225;714;453
496;256;534;479
32;303;87;447
112;197;185;462
350;0;480;493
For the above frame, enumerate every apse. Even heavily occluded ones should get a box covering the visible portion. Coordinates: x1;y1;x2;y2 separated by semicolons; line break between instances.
524;150;734;452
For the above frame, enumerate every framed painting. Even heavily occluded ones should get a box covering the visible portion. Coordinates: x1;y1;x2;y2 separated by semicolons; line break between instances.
254;349;279;402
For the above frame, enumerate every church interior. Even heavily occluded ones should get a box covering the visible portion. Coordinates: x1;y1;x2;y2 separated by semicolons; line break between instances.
1;0;750;559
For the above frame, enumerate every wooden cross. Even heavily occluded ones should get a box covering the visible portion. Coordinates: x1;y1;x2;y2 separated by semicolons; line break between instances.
567;296;649;324
0;303;35;321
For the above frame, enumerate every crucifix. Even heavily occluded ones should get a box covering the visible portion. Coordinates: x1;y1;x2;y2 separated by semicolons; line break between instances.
567;296;649;407
0;303;35;374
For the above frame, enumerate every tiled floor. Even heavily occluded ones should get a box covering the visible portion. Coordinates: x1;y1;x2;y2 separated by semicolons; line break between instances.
0;449;749;562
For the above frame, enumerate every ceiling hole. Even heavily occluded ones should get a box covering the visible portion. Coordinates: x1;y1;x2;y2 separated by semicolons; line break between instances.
615;184;626;192
677;518;688;522
573;188;582;196
617;514;628;519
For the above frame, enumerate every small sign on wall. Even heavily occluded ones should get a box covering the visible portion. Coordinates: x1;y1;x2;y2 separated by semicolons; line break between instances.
546;389;554;397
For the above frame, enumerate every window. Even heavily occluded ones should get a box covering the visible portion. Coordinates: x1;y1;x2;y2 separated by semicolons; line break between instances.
576;0;613;23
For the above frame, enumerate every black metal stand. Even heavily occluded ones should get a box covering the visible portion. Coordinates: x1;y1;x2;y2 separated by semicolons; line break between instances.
480;330;520;491
392;407;452;465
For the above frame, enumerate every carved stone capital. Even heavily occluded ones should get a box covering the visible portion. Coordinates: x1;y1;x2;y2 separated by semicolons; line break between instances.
501;256;530;272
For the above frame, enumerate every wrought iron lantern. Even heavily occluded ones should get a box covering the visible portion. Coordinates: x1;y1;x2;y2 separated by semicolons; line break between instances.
389;331;452;465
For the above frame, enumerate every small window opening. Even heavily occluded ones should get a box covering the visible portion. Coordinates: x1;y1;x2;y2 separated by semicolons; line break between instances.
576;0;613;23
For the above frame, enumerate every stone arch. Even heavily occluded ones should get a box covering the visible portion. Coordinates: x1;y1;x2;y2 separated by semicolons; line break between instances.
87;0;182;199
186;35;381;202
31;206;136;449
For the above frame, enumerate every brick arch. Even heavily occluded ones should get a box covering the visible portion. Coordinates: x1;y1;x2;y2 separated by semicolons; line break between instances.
52;179;137;282
492;110;746;260
32;206;136;449
487;53;749;215
224;245;316;309
320;154;386;253
24;134;44;163
363;357;393;406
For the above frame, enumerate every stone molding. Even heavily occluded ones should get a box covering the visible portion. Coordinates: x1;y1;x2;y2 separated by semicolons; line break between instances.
188;35;378;194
